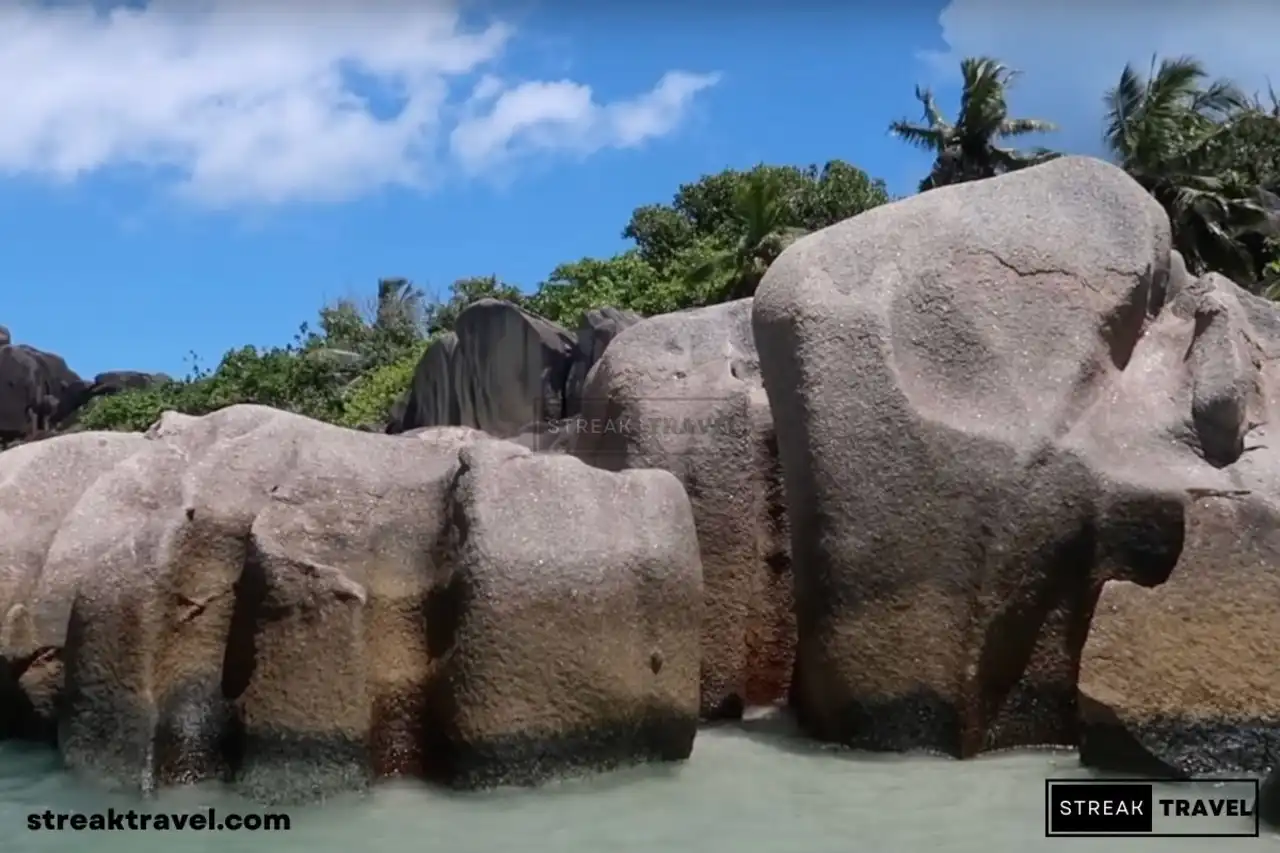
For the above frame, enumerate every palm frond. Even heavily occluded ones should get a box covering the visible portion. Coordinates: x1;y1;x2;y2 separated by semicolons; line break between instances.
685;249;735;285
896;55;1057;191
732;170;792;248
889;120;946;153
958;56;1012;138
998;117;1056;138
1193;79;1249;119
1147;55;1211;112
1103;62;1148;160
914;85;949;131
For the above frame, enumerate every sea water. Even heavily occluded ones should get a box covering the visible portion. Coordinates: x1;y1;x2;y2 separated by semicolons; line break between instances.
3;717;1276;853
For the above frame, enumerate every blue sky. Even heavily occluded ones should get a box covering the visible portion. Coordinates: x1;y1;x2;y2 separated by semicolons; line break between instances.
2;1;1277;378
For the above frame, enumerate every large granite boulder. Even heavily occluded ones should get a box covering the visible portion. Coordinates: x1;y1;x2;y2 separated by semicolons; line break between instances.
396;300;577;437
6;404;700;801
0;345;94;444
565;306;641;416
89;370;170;397
0;342;164;445
1078;272;1280;776
390;302;640;439
0;431;148;739
395;333;459;433
426;438;700;787
573;298;793;719
752;155;1228;756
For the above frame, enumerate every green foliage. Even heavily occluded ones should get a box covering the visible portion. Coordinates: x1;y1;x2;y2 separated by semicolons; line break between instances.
66;52;1280;443
1095;54;1280;289
622;206;695;273
318;278;429;368
78;279;436;433
685;169;809;301
72;157;894;435
336;338;433;429
525;250;717;326
1262;239;1280;300
608;160;891;308
623;161;889;279
1102;55;1273;284
75;379;201;433
427;275;525;334
890;57;1059;192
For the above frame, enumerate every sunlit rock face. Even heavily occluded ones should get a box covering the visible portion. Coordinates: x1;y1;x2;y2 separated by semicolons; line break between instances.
2;405;702;802
753;155;1269;760
573;297;795;721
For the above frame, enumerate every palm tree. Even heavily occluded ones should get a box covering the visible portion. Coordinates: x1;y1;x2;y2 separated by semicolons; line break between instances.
891;57;1059;192
687;168;808;300
374;277;425;331
1103;55;1272;282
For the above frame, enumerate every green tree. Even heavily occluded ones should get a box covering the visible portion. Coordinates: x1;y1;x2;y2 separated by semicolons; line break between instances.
77;279;436;433
71;157;897;436
528;253;652;326
1262;238;1280;299
623;205;696;273
792;160;899;231
1103;55;1274;283
337;337;433;429
891;56;1058;192
623;161;889;277
686;169;809;300
426;275;525;334
318;277;430;368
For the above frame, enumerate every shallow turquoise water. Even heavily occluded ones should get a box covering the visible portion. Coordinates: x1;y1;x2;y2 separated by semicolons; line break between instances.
3;719;1275;852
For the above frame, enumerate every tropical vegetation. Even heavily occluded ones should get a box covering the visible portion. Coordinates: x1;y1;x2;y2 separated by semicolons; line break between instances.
74;52;1280;434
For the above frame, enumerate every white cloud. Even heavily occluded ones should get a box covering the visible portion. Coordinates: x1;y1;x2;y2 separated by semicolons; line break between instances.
0;1;720;207
925;0;1279;157
449;70;722;173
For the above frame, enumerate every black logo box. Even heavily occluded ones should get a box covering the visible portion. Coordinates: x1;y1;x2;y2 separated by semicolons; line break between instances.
1045;778;1260;838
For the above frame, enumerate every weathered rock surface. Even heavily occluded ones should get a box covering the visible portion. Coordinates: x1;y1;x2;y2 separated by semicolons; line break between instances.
0;431;148;739
90;370;170;397
0;340;168;445
391;301;640;438
427;439;701;787
0;345;93;444
393;300;576;437
573;298;793;719
1080;497;1280;777
3;404;701;801
451;298;581;436
753;155;1237;757
1078;272;1280;776
565;307;642;416
395;333;460;433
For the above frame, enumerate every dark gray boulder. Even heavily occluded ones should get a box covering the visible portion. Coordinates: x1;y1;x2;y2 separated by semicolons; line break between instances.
389;302;643;438
451;299;577;438
90;371;170;396
566;307;641;416
391;333;459;434
0;345;93;444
